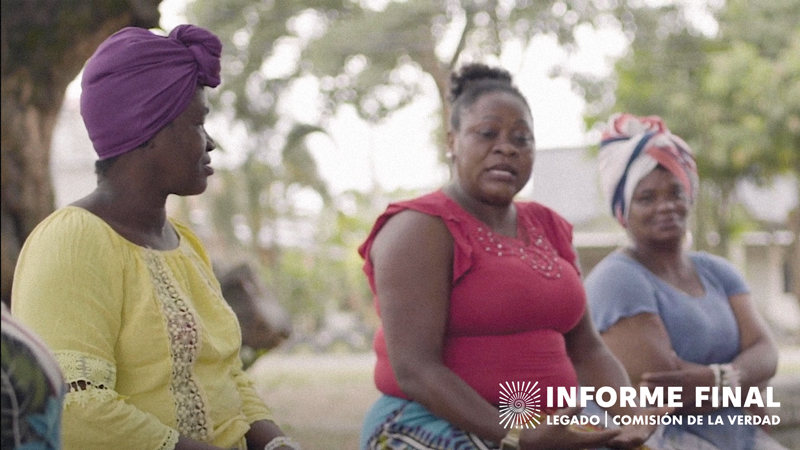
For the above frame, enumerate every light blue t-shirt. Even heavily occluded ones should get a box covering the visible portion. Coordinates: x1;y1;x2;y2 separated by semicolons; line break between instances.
586;250;746;365
585;250;758;450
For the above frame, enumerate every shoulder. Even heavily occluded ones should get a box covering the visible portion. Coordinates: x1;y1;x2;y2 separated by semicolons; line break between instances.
585;252;654;296
371;209;452;256
170;218;204;248
690;251;745;280
14;208;130;303
690;251;737;271
22;207;121;253
390;190;468;222
394;190;449;209
587;252;642;281
690;251;749;293
170;218;214;267
32;206;106;232
516;201;571;227
586;252;661;330
12;208;130;323
368;208;454;284
359;191;453;259
361;194;458;280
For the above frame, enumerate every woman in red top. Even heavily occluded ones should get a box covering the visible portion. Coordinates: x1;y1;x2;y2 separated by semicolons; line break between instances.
359;64;661;450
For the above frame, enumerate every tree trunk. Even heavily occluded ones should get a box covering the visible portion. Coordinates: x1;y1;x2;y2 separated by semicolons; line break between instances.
0;0;162;305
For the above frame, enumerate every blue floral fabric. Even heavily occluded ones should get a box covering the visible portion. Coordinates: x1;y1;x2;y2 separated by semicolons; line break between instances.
361;395;498;450
1;305;65;449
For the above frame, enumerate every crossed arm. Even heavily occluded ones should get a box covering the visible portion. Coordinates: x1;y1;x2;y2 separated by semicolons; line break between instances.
599;292;778;414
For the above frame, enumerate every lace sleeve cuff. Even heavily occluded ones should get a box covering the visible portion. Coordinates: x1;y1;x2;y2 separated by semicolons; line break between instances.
55;350;116;390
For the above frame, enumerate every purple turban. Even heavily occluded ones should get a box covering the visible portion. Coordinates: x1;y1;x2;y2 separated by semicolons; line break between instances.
80;25;222;160
598;113;699;225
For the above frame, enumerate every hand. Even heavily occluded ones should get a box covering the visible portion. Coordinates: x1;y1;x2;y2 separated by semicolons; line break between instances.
519;407;621;450
640;365;714;412
245;419;294;449
174;436;233;450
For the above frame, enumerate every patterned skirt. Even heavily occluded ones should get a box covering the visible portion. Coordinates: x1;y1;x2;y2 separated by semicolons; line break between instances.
361;395;789;450
360;395;498;450
360;395;612;450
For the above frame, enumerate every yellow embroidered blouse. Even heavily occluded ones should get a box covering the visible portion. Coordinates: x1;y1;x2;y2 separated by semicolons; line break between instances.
12;207;272;450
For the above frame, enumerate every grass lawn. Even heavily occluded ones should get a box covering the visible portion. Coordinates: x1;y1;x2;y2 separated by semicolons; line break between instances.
248;346;800;450
248;353;379;450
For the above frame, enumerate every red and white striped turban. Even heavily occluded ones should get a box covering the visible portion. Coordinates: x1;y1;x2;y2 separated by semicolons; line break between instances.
598;113;698;225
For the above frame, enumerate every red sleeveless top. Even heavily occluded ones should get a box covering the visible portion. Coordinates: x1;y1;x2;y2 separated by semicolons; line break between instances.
359;191;586;405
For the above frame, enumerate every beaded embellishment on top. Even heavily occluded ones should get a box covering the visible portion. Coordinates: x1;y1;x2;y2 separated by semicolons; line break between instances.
473;223;563;279
144;248;210;441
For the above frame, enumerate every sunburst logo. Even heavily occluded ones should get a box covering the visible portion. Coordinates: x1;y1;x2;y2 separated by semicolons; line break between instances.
499;381;542;429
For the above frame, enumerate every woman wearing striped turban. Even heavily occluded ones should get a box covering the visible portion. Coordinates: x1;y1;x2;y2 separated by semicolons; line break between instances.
11;25;299;450
585;113;786;449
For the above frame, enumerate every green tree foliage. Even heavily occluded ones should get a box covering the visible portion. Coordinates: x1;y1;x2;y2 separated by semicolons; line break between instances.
299;0;627;149
190;0;623;154
574;0;799;256
182;2;335;262
269;192;377;328
184;0;628;325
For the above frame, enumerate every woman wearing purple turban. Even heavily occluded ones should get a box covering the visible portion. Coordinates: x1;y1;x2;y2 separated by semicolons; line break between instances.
585;113;786;449
11;25;300;450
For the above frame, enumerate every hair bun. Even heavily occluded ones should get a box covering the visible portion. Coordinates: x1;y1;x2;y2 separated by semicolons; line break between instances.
449;63;513;103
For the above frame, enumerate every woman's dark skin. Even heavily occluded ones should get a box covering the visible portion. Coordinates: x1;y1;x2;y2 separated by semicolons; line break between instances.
72;87;293;450
73;88;215;251
599;166;778;415
370;90;665;449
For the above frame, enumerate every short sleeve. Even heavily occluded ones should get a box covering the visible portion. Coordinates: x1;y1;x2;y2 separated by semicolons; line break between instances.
359;192;474;285
584;254;660;332
692;252;749;297
12;209;126;372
